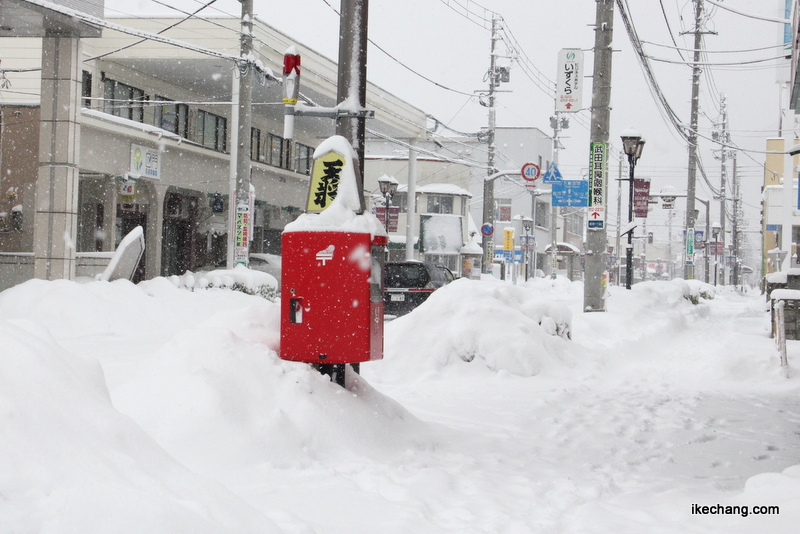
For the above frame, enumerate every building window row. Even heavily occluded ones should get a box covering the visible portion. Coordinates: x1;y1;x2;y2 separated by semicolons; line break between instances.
102;76;145;122
196;110;227;152
250;127;313;175
155;97;189;138
84;72;314;169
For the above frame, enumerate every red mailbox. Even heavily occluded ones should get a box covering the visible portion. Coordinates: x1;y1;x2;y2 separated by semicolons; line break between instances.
280;230;386;364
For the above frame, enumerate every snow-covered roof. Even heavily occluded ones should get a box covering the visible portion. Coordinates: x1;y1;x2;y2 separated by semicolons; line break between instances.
397;183;472;197
771;289;800;300
544;242;581;253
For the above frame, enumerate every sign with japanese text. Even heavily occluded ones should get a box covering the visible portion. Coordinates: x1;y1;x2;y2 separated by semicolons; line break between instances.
375;206;400;232
552;180;589;207
633;178;651;218
556;49;583;113
130;143;161;180
503;227;514;252
587;142;606;229
234;201;250;266
118;179;136;202
306;149;345;213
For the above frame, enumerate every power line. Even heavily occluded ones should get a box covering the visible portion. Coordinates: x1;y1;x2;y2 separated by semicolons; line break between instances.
88;0;220;62
641;40;787;54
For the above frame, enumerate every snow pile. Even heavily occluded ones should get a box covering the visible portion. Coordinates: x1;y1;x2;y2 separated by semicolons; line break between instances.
382;277;576;378
175;264;278;300
284;135;386;237
0;317;277;533
0;275;799;532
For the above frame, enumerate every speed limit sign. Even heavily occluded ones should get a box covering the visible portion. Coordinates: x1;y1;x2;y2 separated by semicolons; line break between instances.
521;162;541;185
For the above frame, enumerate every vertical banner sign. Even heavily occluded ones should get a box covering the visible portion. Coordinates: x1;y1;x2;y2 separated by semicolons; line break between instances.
503;227;514;263
306;150;345;213
686;226;695;263
633;178;651;218
234;201;250;265
587;142;606;229
503;227;514;251
556;49;584;113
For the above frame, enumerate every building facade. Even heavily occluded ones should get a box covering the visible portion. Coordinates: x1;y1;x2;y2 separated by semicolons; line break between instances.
0;11;426;289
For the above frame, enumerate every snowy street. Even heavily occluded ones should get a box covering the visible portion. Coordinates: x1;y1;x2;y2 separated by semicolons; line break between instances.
1;275;799;533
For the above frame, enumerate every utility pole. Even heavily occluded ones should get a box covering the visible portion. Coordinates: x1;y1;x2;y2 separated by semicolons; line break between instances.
550;111;562;278
336;0;369;213
616;151;623;284
731;154;740;286
481;15;501;273
584;0;614;312
716;94;728;284
231;0;254;267
683;0;714;279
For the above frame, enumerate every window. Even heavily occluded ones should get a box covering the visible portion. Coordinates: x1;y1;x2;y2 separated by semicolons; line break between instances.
393;192;408;213
295;143;313;174
154;96;188;138
427;194;454;214
251;127;262;161
81;71;92;109
534;199;548;228
103;77;144;122
565;211;583;236
266;133;284;167
196;110;227;152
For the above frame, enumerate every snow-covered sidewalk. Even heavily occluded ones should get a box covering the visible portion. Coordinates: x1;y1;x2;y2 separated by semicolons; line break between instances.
0;276;798;532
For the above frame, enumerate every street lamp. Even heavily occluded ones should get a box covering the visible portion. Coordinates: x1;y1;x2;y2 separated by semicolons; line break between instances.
711;221;721;285
377;174;399;233
620;128;646;289
522;216;533;281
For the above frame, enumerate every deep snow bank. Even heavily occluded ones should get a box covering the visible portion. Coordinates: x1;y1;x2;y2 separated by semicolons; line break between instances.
380;278;577;379
0;318;277;533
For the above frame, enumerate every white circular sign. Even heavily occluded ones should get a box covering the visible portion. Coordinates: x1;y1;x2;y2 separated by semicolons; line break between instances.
521;163;541;182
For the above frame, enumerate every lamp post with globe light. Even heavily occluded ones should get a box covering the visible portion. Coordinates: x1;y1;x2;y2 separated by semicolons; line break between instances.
377;175;399;234
620;128;646;289
522;216;533;280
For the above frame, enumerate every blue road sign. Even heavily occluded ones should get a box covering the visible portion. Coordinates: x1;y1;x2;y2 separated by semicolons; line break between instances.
552;180;589;207
542;162;564;183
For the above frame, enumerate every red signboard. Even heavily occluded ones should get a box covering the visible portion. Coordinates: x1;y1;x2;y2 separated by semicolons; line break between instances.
375;206;400;232
633;178;651;218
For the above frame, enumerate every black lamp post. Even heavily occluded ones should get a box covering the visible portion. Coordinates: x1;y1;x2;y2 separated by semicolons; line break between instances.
522;216;533;281
377;174;399;233
711;222;721;286
620;128;645;289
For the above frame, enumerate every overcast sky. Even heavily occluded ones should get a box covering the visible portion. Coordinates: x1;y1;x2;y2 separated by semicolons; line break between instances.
105;0;789;246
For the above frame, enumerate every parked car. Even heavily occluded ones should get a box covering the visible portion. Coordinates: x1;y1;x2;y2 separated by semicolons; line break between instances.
248;253;282;286
384;261;454;316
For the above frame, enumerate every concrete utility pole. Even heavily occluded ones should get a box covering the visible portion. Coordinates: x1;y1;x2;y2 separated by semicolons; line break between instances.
336;0;369;214
731;154;740;286
550;112;562;278
481;15;501;273
615;151;623;284
683;0;710;279
717;94;728;282
231;0;254;267
405;142;417;260
584;0;615;312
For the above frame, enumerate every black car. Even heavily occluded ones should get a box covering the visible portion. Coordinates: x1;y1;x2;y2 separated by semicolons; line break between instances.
384;261;454;316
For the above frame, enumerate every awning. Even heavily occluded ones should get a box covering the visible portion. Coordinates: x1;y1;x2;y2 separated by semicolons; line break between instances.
544;242;581;253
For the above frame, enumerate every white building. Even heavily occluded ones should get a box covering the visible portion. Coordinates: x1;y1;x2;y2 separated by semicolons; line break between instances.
0;7;427;288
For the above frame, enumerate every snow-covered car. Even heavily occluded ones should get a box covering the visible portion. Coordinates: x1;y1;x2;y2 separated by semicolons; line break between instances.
384;261;454;316
247;253;282;286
